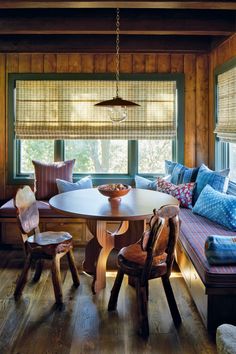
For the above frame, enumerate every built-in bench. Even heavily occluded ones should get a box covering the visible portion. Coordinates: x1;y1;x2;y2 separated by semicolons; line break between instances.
176;208;236;331
0;199;93;246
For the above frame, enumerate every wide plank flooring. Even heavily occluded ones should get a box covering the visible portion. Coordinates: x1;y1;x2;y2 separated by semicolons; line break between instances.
0;248;217;354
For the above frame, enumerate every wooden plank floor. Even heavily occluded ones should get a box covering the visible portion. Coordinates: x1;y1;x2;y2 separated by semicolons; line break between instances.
0;248;217;354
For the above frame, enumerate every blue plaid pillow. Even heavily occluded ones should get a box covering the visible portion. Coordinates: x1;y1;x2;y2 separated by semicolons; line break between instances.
193;164;229;203
170;163;199;185
170;163;185;184
165;160;177;175
182;166;199;184
193;184;236;231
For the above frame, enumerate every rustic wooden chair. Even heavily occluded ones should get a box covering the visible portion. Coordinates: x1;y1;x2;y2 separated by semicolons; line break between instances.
14;185;80;304
108;204;181;338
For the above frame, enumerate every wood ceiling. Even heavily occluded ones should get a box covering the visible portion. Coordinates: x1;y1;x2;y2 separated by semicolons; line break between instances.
0;1;235;53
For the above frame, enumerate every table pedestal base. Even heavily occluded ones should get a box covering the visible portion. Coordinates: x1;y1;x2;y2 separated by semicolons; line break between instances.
83;219;146;293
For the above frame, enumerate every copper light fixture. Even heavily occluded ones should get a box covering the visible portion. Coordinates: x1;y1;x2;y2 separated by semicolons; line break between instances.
95;8;140;123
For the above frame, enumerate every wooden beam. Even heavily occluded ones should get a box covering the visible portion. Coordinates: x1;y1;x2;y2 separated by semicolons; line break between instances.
0;34;212;53
0;13;234;36
0;1;236;10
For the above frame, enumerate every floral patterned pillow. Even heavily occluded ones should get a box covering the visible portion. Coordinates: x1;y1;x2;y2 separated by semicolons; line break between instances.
156;177;195;209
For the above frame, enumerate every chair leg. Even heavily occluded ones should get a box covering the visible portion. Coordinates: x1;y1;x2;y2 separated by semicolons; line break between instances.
146;281;149;300
161;276;181;327
136;279;149;338
51;254;63;304
108;268;124;311
67;249;80;287
14;253;32;300
33;259;44;282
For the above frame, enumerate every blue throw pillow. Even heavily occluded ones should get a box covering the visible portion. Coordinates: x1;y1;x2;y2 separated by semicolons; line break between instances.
165;160;177;175
193;184;236;231
227;180;236;196
135;175;157;190
193;164;229;203
170;163;199;185
170;163;185;184
56;176;93;194
182;166;199;184
205;235;236;265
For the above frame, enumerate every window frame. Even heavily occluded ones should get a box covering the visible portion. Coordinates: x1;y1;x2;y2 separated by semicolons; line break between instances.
215;57;236;172
8;73;184;185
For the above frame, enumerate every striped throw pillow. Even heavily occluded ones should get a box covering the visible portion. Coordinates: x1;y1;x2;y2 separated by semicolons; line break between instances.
32;160;75;200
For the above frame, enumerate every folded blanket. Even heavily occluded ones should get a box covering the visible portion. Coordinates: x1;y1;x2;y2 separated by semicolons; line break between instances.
205;235;236;265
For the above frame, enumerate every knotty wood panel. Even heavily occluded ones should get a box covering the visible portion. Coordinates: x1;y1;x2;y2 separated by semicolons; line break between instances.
44;53;57;72
94;54;107;73
18;54;31;72
68;53;82;73
133;54;145;73
81;54;94;73
144;54;157;73
0;51;212;200
120;54;133;73
184;54;196;167
31;53;44;72
208;34;236;168
157;54;171;73
56;53;69;72
196;54;209;166
171;54;184;73
106;54;116;73
6;53;19;73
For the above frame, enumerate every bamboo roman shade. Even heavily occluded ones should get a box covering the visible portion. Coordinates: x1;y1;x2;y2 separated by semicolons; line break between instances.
15;80;177;140
214;66;236;143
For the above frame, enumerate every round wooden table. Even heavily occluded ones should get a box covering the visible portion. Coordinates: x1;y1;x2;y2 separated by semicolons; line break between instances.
49;188;178;293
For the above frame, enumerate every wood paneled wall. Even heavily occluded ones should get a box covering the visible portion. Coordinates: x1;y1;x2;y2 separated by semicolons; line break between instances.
0;51;210;199
209;34;236;169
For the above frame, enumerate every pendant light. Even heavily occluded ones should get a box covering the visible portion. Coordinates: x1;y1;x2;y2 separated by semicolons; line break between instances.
95;8;140;123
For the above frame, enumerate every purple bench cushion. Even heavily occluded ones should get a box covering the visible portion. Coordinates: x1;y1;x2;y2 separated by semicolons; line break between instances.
0;199;68;218
179;208;236;287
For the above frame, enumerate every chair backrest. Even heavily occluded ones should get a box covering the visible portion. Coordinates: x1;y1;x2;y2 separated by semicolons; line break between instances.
15;186;39;235
155;205;180;276
143;204;180;277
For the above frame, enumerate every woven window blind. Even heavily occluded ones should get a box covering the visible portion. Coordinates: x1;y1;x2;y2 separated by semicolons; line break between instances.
214;66;236;143
15;80;177;140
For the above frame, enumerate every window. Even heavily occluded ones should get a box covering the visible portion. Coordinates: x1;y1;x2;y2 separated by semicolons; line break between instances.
65;140;128;174
8;73;184;184
229;143;236;181
215;58;236;183
19;140;54;174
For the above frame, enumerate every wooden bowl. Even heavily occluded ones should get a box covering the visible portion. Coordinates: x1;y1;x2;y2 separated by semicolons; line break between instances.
97;184;131;201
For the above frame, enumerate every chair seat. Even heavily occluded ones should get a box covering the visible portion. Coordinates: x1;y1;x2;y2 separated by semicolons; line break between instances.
119;242;167;266
27;231;72;246
118;243;167;277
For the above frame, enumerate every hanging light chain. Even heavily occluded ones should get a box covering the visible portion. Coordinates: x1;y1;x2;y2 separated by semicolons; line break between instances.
115;8;120;98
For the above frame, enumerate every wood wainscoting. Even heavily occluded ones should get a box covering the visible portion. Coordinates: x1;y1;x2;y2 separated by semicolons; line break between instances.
0;216;122;247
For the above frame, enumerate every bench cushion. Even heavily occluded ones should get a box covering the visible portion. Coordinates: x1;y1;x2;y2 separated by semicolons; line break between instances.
179;208;236;287
0;199;69;218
